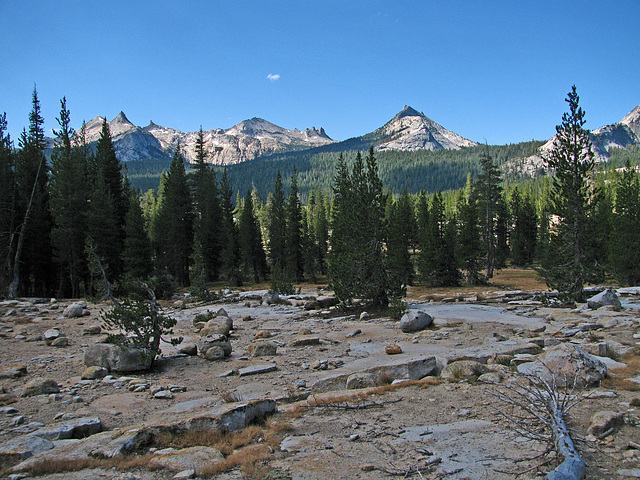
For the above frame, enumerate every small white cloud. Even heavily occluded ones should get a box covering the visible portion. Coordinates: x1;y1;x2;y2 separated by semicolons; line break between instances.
267;73;280;82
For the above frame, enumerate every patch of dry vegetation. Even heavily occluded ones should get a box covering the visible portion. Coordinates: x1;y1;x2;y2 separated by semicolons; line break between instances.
603;351;640;392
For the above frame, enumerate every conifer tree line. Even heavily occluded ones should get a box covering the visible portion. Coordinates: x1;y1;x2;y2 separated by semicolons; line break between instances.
1;86;639;303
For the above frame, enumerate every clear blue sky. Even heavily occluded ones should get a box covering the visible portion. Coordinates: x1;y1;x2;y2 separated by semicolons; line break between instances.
2;0;639;146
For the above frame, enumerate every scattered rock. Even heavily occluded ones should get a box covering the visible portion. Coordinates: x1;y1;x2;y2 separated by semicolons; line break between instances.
247;340;278;356
177;344;197;356
205;346;226;361
21;378;59;397
43;328;62;345
399;310;433;333
238;363;278;376
0;435;54;466
150;446;223;474
154;390;175;399
587;289;622;311
587;410;624;437
173;300;186;309
83;325;102;335
51;336;69;347
385;344;403;355
36;416;102;440
0;365;28;379
290;336;321;347
517;343;607;388
197;334;232;358
63;301;86;318
81;365;109;380
477;371;503;384
346;372;378;389
84;343;153;372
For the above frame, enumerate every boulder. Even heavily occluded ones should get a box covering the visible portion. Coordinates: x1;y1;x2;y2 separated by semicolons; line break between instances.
587;410;624;437
22;378;59;397
63;301;86;318
51;336;69;347
290;336;321;347
247;341;278;357
0;365;27;379
346;372;379;389
84;343;153;373
36;416;101;440
43;328;62;345
200;320;231;337
399;310;433;333
196;334;232;357
149;446;224;475
517;343;607;388
0;435;54;466
177;344;197;356
81;365;109;380
83;325;102;335
204;346;226;361
587;289;622;311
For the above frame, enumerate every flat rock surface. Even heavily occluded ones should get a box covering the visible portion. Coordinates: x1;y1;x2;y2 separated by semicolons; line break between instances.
1;288;639;479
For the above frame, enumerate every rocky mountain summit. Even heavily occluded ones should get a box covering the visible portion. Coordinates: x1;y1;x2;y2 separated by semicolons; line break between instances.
374;105;478;152
518;104;640;174
79;112;334;165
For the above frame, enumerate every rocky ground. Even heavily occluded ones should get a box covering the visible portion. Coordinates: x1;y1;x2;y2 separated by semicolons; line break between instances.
0;281;639;480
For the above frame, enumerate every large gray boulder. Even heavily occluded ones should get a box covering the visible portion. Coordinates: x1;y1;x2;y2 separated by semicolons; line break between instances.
84;343;153;373
517;343;607;388
399;310;433;333
587;289;622;311
21;378;59;397
63;301;86;318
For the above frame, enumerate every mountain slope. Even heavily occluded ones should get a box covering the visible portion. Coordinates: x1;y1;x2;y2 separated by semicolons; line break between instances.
517;104;640;174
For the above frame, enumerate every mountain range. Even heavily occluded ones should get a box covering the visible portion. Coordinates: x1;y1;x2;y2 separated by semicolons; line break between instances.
73;103;639;176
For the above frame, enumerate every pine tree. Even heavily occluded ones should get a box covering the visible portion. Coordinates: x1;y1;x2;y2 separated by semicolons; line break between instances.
238;189;267;282
191;126;221;281
267;170;290;291
0;113;15;295
286;170;304;282
609;163;640;285
510;188;538;266
49;97;88;297
386;189;414;290
11;87;55;296
219;168;242;286
476;151;503;278
155;145;193;286
92;119;127;280
328;149;390;307
541;85;599;301
456;189;483;284
122;191;153;280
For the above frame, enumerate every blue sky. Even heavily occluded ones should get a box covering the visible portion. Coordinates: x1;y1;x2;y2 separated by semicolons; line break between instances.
1;0;639;146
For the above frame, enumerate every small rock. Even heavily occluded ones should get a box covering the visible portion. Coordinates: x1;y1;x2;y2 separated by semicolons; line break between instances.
359;311;371;320
83;325;102;335
477;372;503;384
238;363;277;377
290;337;321;347
254;330;271;339
81;366;109;380
346;372;378;389
0;365;28;379
173;470;196;480
51;337;69;347
349;434;360;441
385;344;402;355
247;340;278;357
177;344;197;356
361;464;376;472
173;300;185;310
43;329;62;345
22;378;59;397
204;346;226;361
154;390;174;400
587;410;624;437
298;327;312;335
346;329;362;338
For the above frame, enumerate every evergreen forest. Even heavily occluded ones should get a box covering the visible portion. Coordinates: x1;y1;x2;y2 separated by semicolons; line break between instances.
1;87;639;306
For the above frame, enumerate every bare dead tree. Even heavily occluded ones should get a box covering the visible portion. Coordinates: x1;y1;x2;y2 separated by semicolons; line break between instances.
489;365;588;480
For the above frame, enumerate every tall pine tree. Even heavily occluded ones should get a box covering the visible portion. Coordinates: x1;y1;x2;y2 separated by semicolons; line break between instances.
238;189;268;283
541;85;600;301
155;145;193;286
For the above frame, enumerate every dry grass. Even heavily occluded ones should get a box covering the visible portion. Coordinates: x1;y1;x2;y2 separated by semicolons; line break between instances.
17;454;158;477
602;352;640;391
220;391;245;403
